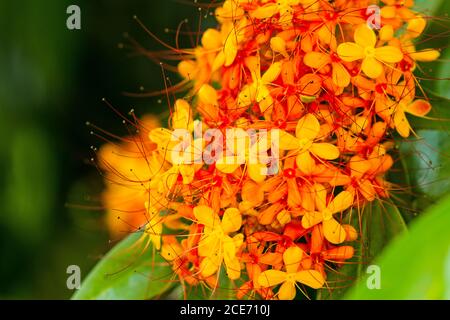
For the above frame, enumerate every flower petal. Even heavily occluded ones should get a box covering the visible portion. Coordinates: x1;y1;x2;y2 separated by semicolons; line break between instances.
221;208;242;233
262;62;282;83
362;57;383;79
194;205;221;228
337;43;364;62
294;270;325;289
310;143;340;160
332;62;351;87
278;130;301;150
258;270;287;287
405;99;431;117
394;109;411;138
354;24;376;48
304;52;331;69
283;246;303;274
296;114;320;140
301;211;324;229
375;46;403;63
296;151;316;174
278;281;297;300
323;218;346;244
327;191;354;214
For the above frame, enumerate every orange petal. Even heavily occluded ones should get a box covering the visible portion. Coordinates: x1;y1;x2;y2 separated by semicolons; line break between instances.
405;99;431;117
304;51;331;69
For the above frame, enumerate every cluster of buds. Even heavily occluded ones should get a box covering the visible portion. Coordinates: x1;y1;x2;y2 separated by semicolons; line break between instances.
99;0;439;299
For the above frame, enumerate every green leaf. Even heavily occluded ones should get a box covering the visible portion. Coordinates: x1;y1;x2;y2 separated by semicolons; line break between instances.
72;232;174;300
344;193;450;299
400;130;450;204
317;201;407;299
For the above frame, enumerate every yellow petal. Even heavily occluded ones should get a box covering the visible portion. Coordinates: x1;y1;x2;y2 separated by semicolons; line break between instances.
362;57;383;79
327;191;354;214
258;270;287;287
198;233;220;257
354;24;376;48
251;3;278;19
407;16;426;38
375;46;403;63
394;109;411;138
296;151;315;174
200;253;221;277
313;183;327;211
198;84;218;105
337;42;364;62
221;208;242;233
323;218;346;244
216;156;241;173
248;163;267;183
409;49;440;62
201;28;222;49
194;205;221;228
223;235;241;280
278;130;301;150
224;36;238;67
179;164;195;184
278;281;296;300
294;270;325;289
296;114;320;140
304;51;331;69
283;246;303;274
261;62;282;83
310;143;340;160
332;62;350;87
301;211;324;229
379;25;394;41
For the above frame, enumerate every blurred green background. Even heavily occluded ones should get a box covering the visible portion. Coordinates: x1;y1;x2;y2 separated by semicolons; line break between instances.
0;0;448;299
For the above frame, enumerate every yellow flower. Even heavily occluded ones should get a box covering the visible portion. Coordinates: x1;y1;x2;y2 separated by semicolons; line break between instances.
238;56;282;117
195;205;243;280
302;185;354;244
278;114;340;174
337;24;403;79
258;246;325;300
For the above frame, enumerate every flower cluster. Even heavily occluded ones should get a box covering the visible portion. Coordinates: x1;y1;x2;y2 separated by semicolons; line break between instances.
99;0;439;299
